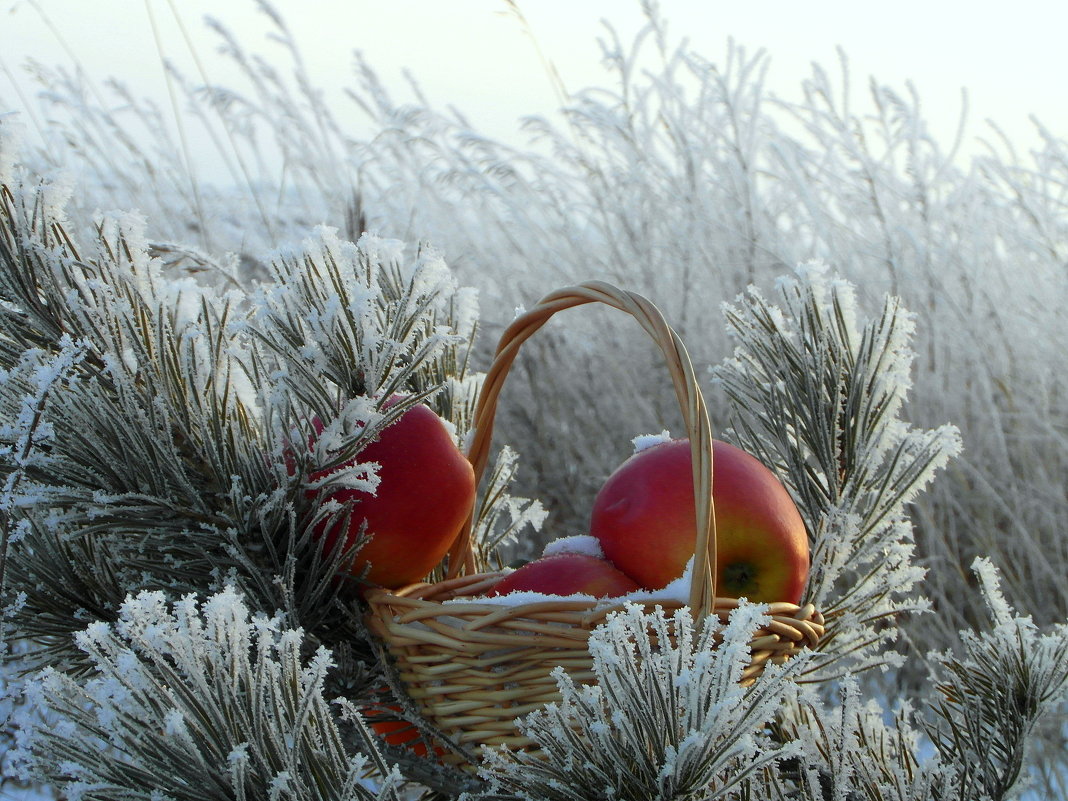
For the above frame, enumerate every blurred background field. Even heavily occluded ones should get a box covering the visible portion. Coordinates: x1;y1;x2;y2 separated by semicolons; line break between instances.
3;0;1068;794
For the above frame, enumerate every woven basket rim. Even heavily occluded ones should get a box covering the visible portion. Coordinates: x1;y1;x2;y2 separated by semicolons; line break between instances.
365;577;818;618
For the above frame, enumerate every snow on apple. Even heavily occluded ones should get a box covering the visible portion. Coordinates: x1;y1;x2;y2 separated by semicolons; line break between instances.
541;534;604;559
487;553;640;599
631;429;673;453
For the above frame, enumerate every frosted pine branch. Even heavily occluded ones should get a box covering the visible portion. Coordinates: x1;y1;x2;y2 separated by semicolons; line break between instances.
712;264;961;676
467;445;547;571
0;335;88;656
781;677;964;801
248;230;476;431
925;558;1068;801
11;587;404;801
472;602;811;801
0;167;279;666
775;558;1068;801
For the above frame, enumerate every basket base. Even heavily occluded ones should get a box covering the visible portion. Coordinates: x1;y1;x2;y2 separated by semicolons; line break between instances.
365;572;825;764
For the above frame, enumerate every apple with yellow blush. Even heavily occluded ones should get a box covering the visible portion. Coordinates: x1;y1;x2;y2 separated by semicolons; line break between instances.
589;438;809;603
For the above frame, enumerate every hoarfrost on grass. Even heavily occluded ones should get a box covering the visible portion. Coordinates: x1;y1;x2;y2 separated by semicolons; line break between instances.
0;113;24;186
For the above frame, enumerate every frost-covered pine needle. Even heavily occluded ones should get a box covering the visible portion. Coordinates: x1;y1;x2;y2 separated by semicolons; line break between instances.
713;264;962;677
473;602;811;801
11;587;403;801
924;558;1068;801
0;149;537;672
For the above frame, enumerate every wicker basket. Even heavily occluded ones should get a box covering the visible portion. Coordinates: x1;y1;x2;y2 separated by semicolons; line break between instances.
364;281;824;760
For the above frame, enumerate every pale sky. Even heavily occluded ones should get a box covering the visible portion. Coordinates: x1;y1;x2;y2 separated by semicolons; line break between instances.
3;0;1067;167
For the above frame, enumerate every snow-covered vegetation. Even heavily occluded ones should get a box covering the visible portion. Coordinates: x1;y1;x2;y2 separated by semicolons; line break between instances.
1;2;1067;799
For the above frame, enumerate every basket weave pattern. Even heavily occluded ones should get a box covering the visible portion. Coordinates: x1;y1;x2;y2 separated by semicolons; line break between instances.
365;281;825;758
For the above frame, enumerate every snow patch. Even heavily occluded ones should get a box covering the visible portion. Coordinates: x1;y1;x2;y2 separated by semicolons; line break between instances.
447;556;696;607
631;430;673;453
457;589;619;606
633;556;695;605
542;534;604;559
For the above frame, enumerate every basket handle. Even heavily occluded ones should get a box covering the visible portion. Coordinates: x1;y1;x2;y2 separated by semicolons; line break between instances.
446;281;719;615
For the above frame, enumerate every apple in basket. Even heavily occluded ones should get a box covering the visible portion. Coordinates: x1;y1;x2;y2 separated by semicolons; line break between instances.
487;552;640;598
307;401;476;590
590;438;809;604
366;707;443;758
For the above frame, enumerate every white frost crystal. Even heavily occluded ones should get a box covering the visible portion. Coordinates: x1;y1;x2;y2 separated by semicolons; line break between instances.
14;588;400;801
541;534;604;559
477;602;811;800
631;429;673;453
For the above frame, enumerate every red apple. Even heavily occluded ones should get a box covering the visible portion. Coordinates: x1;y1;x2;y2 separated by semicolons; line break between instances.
365;705;443;758
589;439;808;603
487;552;640;598
309;402;476;589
